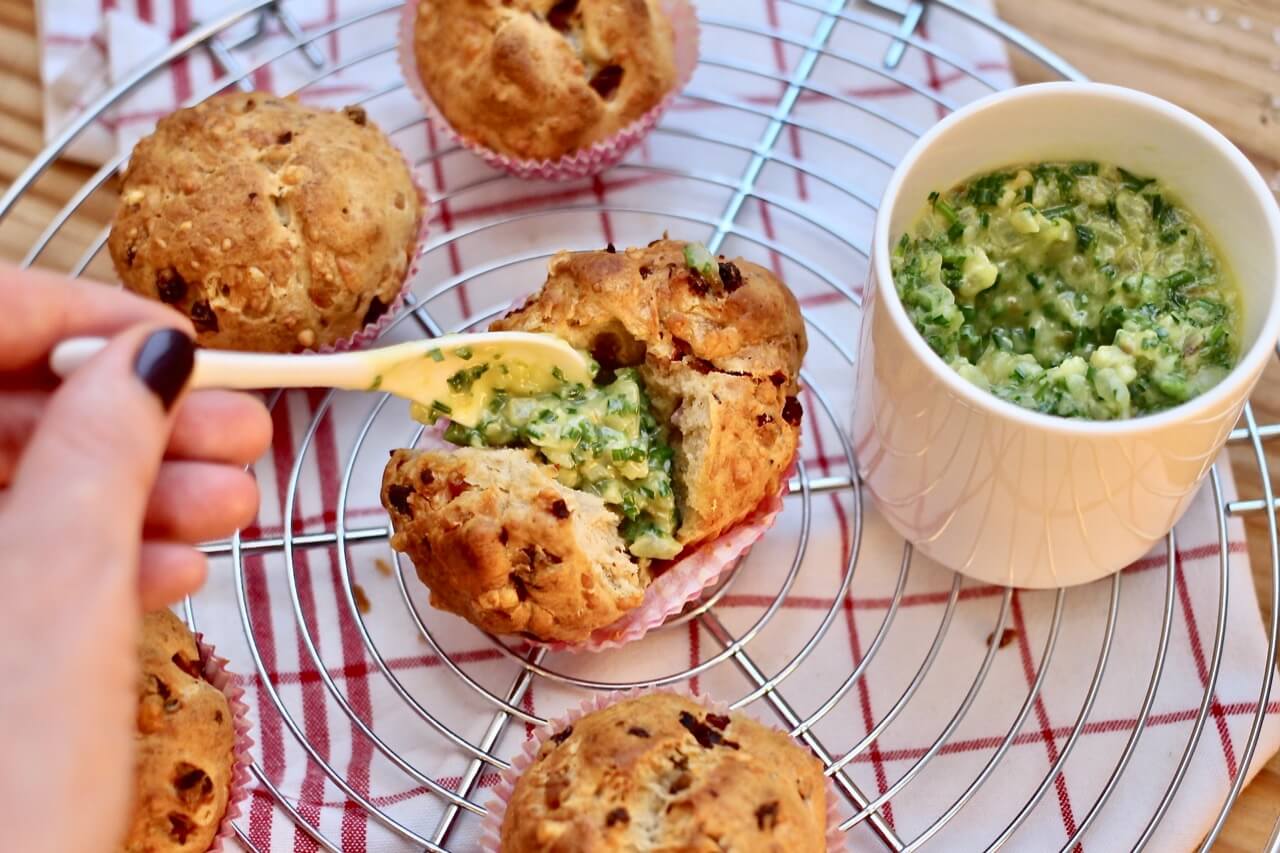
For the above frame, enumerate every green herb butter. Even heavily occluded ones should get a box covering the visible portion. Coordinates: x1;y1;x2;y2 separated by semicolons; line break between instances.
440;367;682;561
893;161;1242;419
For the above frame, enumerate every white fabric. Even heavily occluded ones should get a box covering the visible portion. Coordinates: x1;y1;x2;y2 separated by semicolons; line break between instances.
36;0;1280;850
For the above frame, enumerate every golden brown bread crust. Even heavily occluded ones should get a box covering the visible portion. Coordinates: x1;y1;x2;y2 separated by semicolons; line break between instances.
109;92;422;352
122;610;235;853
500;693;828;852
413;0;677;161
382;447;648;643
493;239;806;546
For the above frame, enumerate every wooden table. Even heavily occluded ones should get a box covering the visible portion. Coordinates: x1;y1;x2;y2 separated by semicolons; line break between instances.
1;0;1278;847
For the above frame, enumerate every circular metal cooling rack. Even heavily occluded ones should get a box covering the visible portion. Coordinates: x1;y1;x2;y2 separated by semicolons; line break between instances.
3;1;1279;850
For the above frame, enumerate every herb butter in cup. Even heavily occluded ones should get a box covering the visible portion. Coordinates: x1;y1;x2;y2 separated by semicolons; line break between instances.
853;82;1280;588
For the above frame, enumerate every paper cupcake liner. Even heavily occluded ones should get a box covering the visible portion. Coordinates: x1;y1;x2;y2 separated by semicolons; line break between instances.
314;147;430;353
478;686;845;852
545;452;799;654
397;0;700;181
193;633;254;853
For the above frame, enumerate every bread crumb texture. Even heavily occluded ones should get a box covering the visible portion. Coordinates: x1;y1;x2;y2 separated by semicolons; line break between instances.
414;0;677;160
500;693;828;852
109;93;422;352
122;609;235;853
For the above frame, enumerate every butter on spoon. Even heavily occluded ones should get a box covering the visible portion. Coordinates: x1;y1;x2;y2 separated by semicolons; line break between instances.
50;333;595;427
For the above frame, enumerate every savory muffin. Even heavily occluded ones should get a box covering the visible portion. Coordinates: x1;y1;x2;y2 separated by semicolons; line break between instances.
383;447;648;643
381;239;805;643
109;92;422;352
499;693;828;852
411;0;677;161
122;610;236;853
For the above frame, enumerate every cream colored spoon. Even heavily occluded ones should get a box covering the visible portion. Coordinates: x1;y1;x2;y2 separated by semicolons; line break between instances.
50;333;594;427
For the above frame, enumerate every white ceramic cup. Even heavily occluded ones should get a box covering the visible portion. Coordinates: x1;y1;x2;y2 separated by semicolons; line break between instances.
852;82;1280;589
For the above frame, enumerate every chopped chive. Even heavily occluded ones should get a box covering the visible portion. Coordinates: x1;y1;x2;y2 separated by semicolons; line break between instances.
946;221;965;242
927;190;940;204
431;400;452;414
551;366;566;382
443;422;473;445
447;363;490;393
934;197;960;224
1023;185;1034;204
455;346;473;360
369;374;383;391
1075;224;1095;250
966;172;1008;207
427;347;444;362
1041;204;1073;221
979;211;990;229
1163;270;1195;288
1117;167;1154;192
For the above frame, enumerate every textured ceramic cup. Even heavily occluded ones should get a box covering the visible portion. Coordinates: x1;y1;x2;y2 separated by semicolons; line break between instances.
853;82;1280;588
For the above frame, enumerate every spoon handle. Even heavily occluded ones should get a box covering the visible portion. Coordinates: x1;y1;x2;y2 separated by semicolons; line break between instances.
50;337;378;392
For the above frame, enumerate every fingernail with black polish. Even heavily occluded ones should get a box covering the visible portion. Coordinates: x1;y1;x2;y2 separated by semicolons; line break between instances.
134;329;195;411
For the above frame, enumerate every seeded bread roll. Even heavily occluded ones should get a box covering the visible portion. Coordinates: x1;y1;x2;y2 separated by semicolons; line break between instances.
500;693;828;852
493;239;806;547
109;92;422;352
412;0;677;161
383;447;648;643
122;610;235;853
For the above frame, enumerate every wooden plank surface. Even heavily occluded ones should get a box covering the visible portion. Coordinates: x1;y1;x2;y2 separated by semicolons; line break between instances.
1;0;1278;847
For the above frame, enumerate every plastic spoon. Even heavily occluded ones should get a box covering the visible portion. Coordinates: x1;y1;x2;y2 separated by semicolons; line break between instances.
50;333;595;427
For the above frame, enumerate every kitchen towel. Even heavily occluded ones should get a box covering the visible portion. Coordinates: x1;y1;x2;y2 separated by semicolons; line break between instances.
37;0;1280;849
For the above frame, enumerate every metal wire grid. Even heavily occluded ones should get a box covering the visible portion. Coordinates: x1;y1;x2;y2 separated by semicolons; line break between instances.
2;1;1278;850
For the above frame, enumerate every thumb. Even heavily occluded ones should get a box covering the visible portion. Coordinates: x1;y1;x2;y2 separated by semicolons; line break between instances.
11;326;194;557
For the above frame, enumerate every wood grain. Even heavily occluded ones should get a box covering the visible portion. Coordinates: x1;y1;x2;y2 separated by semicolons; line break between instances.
996;0;1280;169
2;0;1278;847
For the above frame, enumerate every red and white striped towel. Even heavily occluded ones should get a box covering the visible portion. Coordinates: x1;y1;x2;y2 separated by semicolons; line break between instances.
38;0;1280;849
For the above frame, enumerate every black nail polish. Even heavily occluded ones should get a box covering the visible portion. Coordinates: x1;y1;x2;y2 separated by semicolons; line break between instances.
134;329;194;410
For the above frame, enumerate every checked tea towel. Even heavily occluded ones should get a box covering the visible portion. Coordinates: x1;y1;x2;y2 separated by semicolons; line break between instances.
37;0;1280;848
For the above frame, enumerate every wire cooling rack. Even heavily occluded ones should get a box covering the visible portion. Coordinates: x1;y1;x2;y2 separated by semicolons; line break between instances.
3;1;1279;850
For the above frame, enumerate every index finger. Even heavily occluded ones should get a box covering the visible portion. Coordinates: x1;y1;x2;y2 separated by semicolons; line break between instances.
0;264;193;383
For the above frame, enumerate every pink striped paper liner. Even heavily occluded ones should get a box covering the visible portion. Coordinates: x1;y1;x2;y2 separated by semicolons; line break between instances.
477;687;845;852
396;0;700;181
194;633;253;853
315;143;429;353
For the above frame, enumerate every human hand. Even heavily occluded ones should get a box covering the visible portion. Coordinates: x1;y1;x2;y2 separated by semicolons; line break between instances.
0;266;272;852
